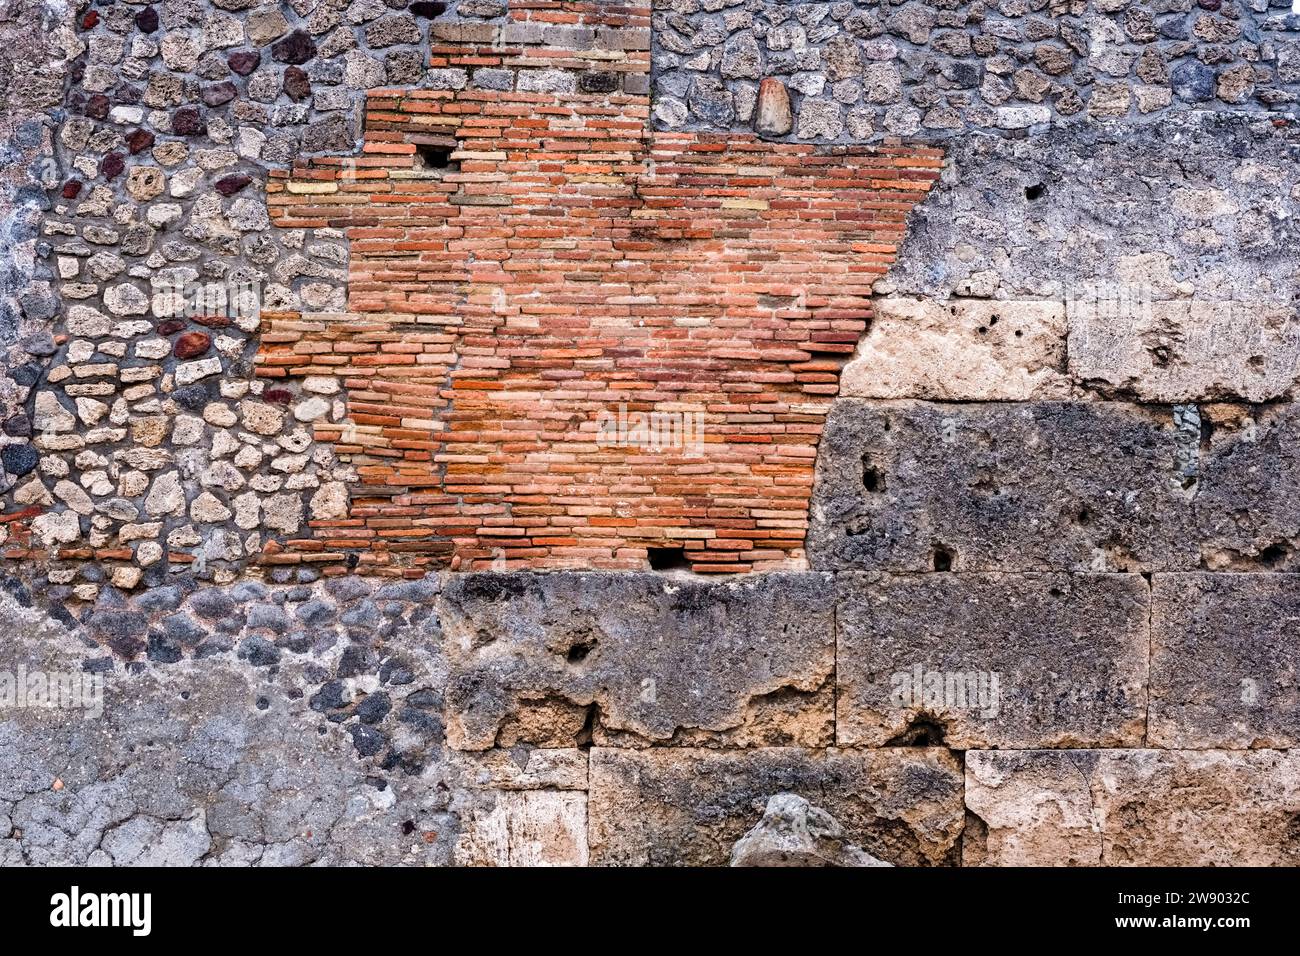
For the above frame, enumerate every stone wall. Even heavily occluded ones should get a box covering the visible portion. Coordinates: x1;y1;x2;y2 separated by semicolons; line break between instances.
2;0;1300;867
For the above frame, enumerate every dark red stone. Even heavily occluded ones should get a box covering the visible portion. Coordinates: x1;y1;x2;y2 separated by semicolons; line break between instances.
125;128;155;155
85;94;110;120
227;50;261;76
202;82;238;107
135;6;159;33
270;29;316;65
61;181;83;199
81;10;99;29
264;389;294;405
101;152;125;180
173;332;212;360
410;2;448;17
215;174;252;196
283;66;311;102
156;319;187;336
172;106;204;136
192;315;233;329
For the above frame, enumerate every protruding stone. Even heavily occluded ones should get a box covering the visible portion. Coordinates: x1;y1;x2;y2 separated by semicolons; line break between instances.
173;332;212;360
271;29;317;65
754;78;793;136
730;794;893;867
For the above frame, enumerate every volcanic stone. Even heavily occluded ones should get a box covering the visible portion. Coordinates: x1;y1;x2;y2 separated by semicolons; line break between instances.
227;50;261;75
283;66;311;101
126;128;155;154
271;30;316;65
173;331;212;359
215;174;252;196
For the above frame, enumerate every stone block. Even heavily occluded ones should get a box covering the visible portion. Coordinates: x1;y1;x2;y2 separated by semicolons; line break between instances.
1068;299;1300;402
965;749;1300;866
841;297;1069;400
588;747;964;866
437;573;835;750
808;400;1198;572
1151;573;1300;748
836;573;1149;748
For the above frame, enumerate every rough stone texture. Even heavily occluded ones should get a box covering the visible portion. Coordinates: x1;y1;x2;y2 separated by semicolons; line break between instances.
2;0;1300;870
588;747;964;866
836;573;1149;748
1151;573;1300;749
808;400;1199;573
0;586;458;866
840;297;1069;400
965;750;1300;867
882;114;1300;403
654;1;1300;143
729;793;891;867
437;572;835;750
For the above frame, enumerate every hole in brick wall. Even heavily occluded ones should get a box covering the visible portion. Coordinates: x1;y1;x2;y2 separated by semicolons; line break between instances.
932;545;954;572
1024;182;1046;201
414;142;458;172
647;546;690;571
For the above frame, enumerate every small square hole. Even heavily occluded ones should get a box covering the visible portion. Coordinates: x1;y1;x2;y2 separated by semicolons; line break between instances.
414;142;458;172
647;546;690;572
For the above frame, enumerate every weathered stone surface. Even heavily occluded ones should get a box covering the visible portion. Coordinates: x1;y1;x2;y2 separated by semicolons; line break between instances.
836;573;1149;748
588;747;964;866
753;77;792;136
453;790;588;867
1068;299;1300;402
1194;404;1300;570
730;793;892;867
841;298;1069;400
808;400;1198;573
437;573;835;750
1151;574;1300;749
965;750;1300;866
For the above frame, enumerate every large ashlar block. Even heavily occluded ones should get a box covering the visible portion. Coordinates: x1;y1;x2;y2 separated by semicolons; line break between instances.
436;573;835;750
1151;574;1300;748
841;297;1069;400
965;750;1300;866
835;573;1149;748
1194;403;1300;570
808;400;1199;572
1068;298;1300;402
588;747;964;866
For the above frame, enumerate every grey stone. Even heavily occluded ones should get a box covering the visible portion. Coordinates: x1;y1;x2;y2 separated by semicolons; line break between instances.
730;793;892;867
437;573;835;750
808;400;1198;573
836;573;1149;748
1151;573;1300;748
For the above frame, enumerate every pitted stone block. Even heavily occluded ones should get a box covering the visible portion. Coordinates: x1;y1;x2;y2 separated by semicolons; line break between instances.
836;573;1149;748
437;572;835;751
808;400;1198;572
1151;573;1300;748
965;749;1300;866
588;747;964;867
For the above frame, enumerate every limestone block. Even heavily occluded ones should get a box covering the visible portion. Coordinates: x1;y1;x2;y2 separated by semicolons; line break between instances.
588;747;964;866
965;749;1300;866
454;790;588;867
1151;574;1300;748
1068;299;1300;402
808;400;1199;572
841;297;1068;400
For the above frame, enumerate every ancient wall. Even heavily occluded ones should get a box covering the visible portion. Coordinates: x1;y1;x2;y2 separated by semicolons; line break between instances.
3;0;1300;867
